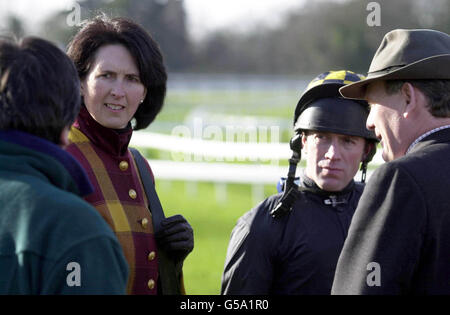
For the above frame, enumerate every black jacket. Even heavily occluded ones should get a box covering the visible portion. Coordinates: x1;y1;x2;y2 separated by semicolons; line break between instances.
332;128;450;295
221;175;364;295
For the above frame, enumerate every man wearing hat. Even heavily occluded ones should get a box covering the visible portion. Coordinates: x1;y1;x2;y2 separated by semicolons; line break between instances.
221;70;377;294
332;29;450;294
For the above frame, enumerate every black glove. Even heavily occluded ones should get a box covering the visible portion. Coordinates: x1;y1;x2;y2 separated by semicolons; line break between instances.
155;214;194;263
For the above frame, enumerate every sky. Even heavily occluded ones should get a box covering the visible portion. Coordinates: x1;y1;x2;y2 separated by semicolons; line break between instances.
0;0;305;39
184;0;305;39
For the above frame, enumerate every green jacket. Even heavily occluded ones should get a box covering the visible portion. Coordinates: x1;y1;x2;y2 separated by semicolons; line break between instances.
0;130;128;294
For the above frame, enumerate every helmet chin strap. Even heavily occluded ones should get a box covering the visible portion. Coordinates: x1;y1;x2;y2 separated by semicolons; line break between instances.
287;134;302;190
360;161;368;183
270;133;302;218
360;141;376;183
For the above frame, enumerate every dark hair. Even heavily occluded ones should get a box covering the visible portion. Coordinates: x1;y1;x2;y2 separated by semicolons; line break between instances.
0;37;81;144
384;80;450;118
67;15;167;130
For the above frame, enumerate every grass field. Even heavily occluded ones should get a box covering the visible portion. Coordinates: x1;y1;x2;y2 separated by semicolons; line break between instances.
148;89;301;143
159;90;299;121
147;87;299;294
156;180;278;295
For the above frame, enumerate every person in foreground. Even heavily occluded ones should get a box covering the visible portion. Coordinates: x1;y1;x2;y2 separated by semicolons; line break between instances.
0;36;128;294
331;29;450;295
65;15;193;295
221;70;378;294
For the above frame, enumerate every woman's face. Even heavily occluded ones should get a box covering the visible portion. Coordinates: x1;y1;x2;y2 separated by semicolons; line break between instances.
81;44;146;129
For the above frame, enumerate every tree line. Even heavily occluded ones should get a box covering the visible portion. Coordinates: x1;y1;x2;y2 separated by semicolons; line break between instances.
3;0;450;75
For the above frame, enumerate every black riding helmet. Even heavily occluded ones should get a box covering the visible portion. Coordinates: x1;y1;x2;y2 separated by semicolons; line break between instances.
294;71;378;141
293;70;378;165
271;70;378;218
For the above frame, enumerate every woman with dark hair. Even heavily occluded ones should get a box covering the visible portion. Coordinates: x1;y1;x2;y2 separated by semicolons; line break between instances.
65;15;193;295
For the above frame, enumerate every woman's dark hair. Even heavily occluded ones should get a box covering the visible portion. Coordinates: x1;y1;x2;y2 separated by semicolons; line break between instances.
67;15;167;130
0;36;81;144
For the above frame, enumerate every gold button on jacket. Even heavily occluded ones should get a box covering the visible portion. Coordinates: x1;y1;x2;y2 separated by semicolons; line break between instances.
119;161;129;171
141;218;149;229
148;251;156;261
147;279;155;290
128;189;137;199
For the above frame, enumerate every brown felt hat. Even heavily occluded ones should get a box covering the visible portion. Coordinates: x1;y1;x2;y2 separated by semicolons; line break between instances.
340;29;450;99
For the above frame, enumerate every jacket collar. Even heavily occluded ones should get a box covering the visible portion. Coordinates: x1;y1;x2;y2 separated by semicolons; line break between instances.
0;130;93;197
299;172;356;208
300;170;355;196
73;105;133;157
409;127;450;155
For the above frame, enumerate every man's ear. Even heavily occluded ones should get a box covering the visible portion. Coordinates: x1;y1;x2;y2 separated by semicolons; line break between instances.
59;126;70;148
401;82;418;119
362;141;375;162
301;132;307;154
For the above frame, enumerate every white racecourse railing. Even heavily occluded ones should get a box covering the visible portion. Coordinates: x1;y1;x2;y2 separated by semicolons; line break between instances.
130;131;384;185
